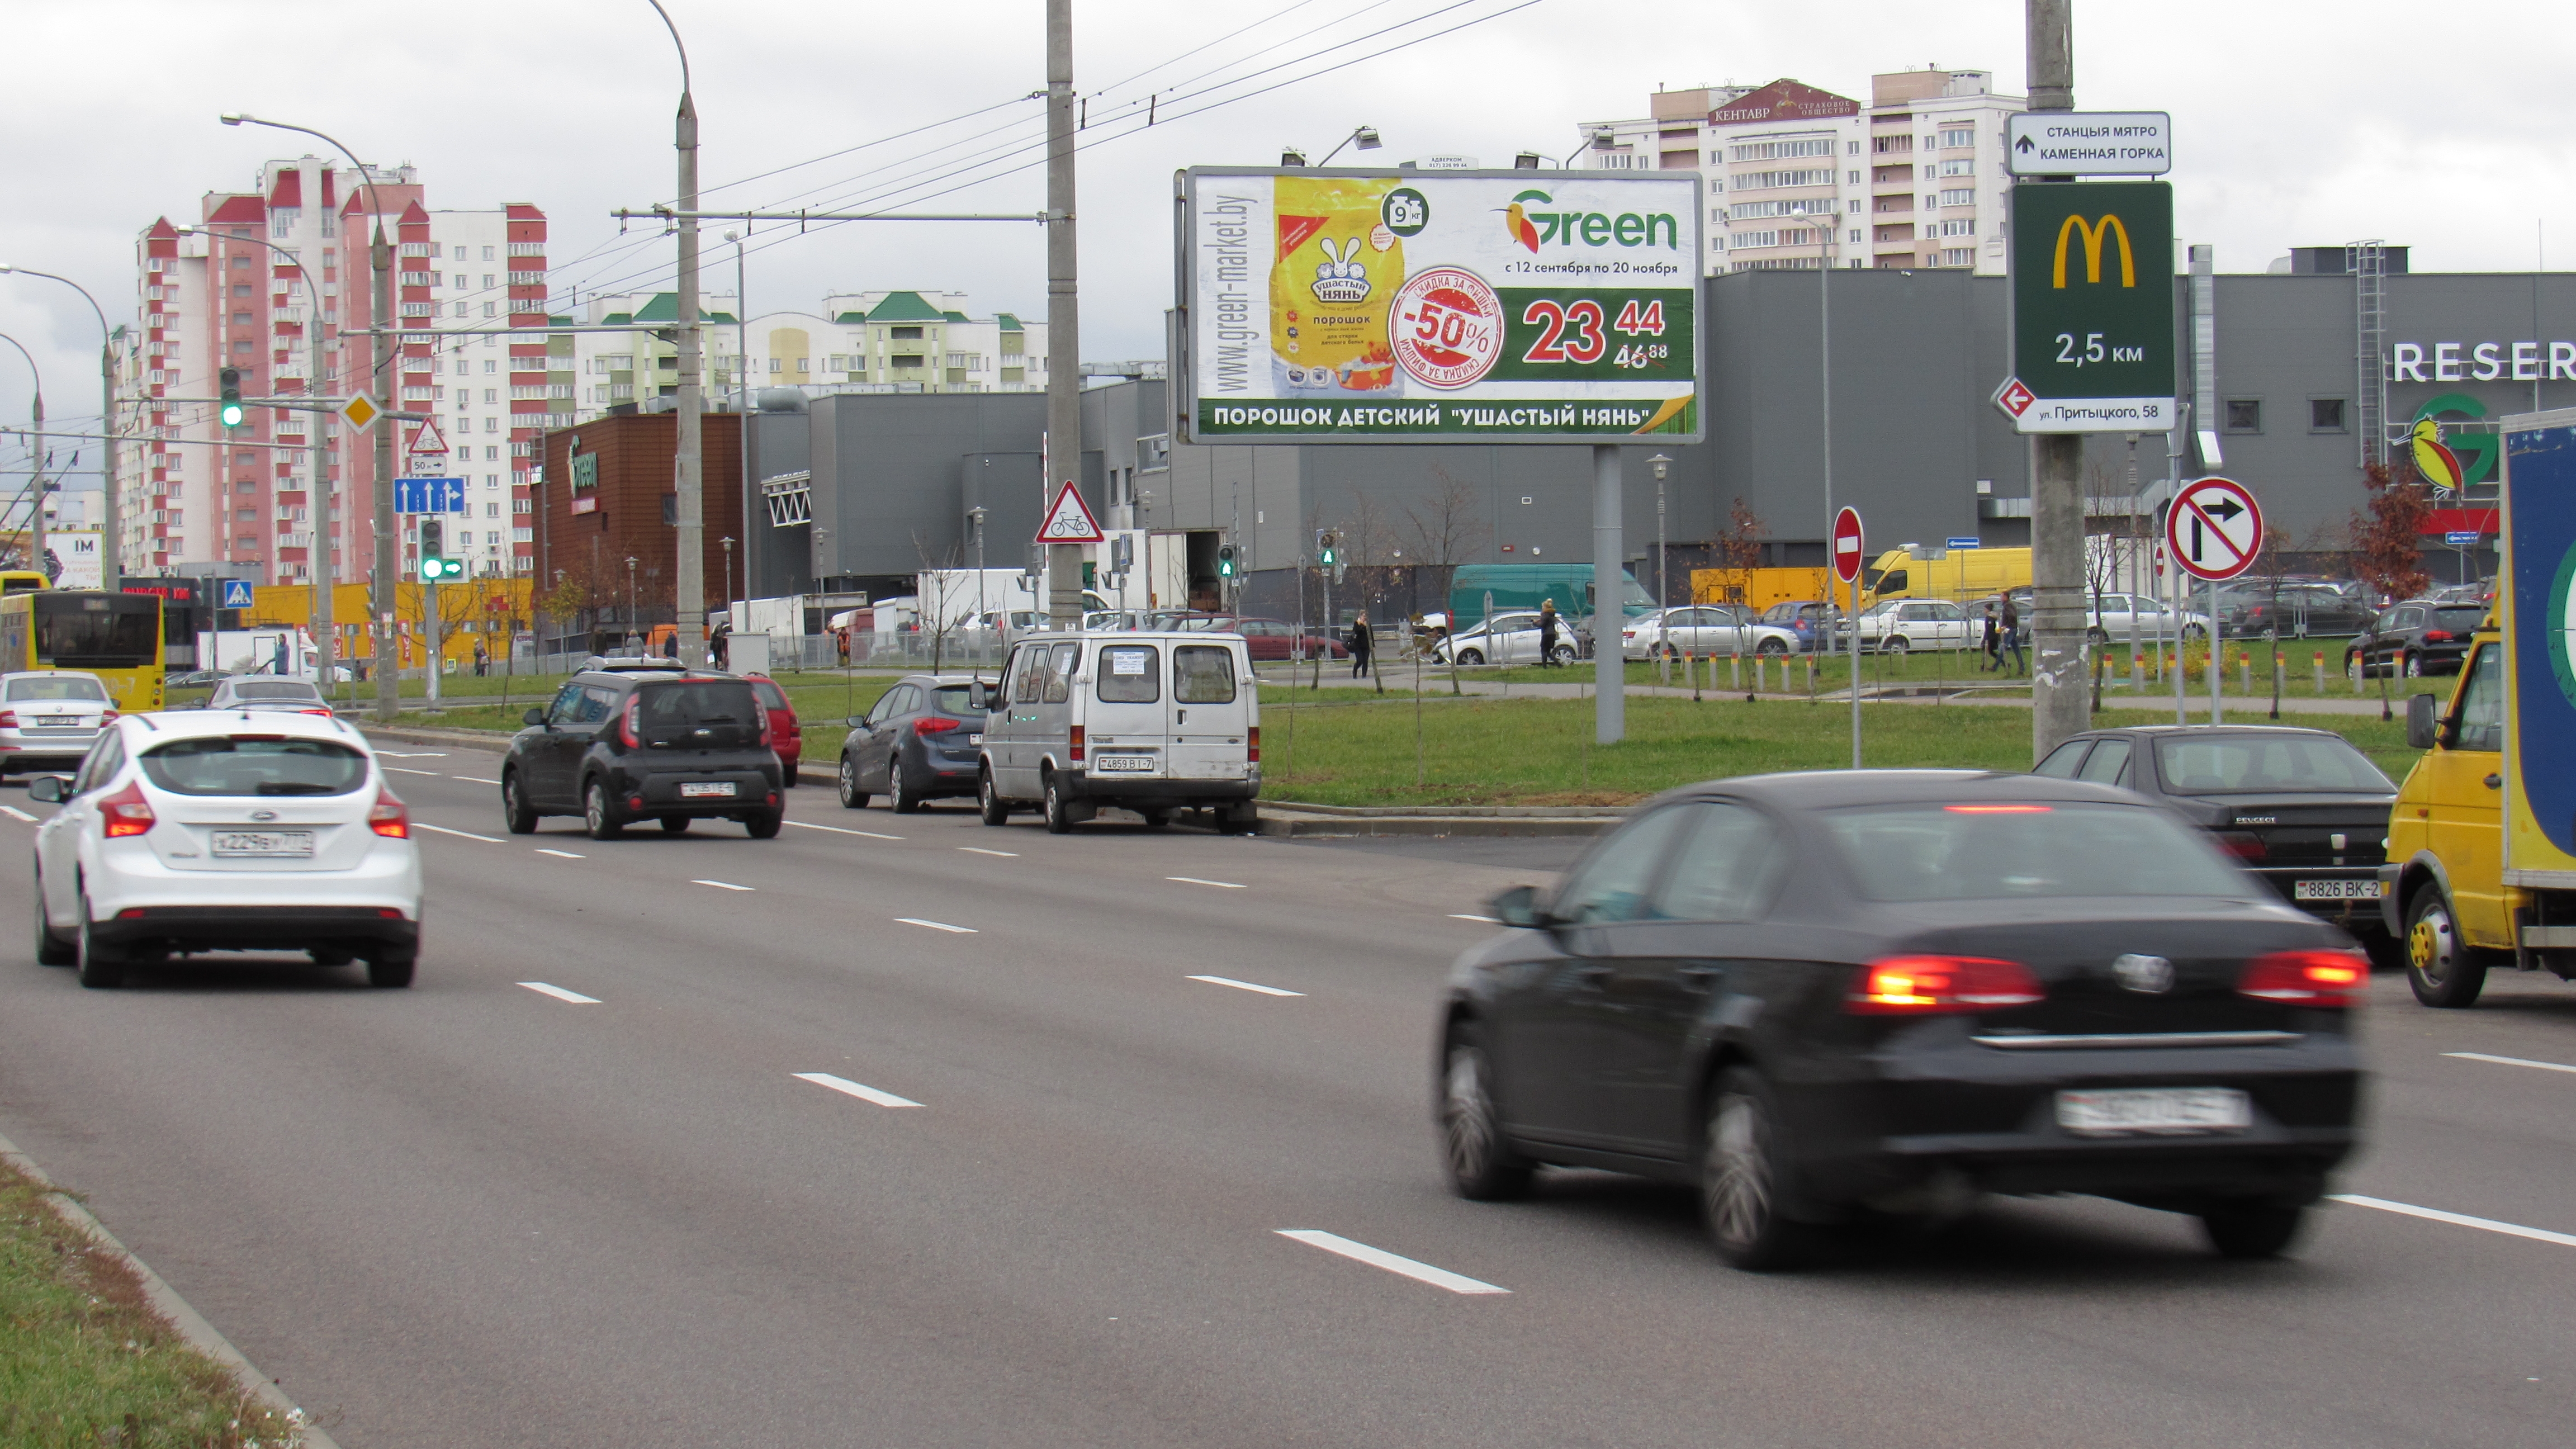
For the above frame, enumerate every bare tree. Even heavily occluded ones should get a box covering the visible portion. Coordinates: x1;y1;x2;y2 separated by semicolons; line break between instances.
1400;463;1490;585
1708;496;1766;664
912;532;969;674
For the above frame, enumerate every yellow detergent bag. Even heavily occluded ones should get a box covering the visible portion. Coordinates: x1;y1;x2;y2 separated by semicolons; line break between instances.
1271;175;1403;397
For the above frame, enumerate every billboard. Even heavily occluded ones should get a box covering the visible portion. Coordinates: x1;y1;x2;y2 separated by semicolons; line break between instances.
2503;413;2576;877
51;527;102;590
2006;181;2176;433
1176;167;1703;444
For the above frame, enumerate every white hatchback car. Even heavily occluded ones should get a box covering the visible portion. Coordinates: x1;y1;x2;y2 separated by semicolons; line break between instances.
29;710;422;989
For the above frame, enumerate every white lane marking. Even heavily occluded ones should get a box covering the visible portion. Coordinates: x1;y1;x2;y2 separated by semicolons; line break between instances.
534;848;585;860
959;846;1019;858
1275;1230;1508;1295
693;879;756;892
0;806;37;823
2332;1194;2576;1249
518;982;600;1005
1449;913;1501;924
2446;1050;2576;1077
374;751;447;757
1189;974;1304;997
787;820;903;840
794;1072;921;1108
454;775;503;785
896;917;977;934
1168;875;1246;889
381;766;443;776
416;823;504;843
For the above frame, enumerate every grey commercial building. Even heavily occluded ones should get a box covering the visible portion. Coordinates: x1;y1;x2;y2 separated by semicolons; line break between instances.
737;249;2565;614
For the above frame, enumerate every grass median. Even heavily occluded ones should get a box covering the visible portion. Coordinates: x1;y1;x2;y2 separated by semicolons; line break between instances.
0;1155;305;1446
1258;691;2419;808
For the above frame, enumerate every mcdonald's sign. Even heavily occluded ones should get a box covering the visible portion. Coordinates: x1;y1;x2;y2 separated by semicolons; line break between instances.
2010;182;2175;433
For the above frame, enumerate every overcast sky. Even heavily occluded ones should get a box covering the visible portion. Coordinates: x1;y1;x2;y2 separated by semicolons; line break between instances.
6;0;2570;491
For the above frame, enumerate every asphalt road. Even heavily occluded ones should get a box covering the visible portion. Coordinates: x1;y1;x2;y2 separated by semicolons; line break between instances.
3;757;2575;1447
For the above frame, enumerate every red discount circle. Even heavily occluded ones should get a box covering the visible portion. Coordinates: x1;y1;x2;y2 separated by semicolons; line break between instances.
1393;267;1504;390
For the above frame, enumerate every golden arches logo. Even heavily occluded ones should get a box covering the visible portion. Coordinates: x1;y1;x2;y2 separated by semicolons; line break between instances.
2052;214;2135;288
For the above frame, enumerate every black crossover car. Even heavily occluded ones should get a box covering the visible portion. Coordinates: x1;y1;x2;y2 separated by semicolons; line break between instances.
500;671;784;840
2344;600;2488;679
2035;725;2399;964
837;673;986;812
1436;770;2365;1269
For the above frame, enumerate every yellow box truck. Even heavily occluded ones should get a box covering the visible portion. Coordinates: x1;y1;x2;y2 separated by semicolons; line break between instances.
2381;406;2576;1006
1858;546;2033;605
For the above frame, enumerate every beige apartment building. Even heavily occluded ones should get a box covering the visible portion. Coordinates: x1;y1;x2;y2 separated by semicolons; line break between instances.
1579;65;2023;276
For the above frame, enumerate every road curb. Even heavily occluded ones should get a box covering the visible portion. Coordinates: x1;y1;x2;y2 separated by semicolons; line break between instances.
0;1129;341;1449
1257;812;1609;837
358;724;514;755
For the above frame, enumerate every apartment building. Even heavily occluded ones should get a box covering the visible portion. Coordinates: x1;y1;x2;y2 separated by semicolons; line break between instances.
1576;66;2023;277
567;289;1049;425
125;159;549;583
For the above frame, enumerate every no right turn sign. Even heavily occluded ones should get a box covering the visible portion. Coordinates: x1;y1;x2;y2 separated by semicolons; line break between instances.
2166;476;2265;581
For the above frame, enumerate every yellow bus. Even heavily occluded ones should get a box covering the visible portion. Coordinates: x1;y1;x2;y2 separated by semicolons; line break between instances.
0;570;49;597
0;591;165;713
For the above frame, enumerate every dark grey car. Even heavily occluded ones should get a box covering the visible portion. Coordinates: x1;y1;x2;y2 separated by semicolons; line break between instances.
500;671;783;840
838;674;987;813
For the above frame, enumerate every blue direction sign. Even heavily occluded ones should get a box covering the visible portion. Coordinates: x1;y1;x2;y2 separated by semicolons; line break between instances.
394;476;466;514
2445;531;2482;547
219;579;254;609
1945;536;1982;549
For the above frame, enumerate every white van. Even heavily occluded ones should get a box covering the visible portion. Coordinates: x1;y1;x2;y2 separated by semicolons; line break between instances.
972;631;1260;834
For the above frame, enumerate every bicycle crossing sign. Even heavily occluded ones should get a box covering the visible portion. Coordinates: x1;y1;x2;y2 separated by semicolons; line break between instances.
2165;476;2265;581
1035;481;1105;544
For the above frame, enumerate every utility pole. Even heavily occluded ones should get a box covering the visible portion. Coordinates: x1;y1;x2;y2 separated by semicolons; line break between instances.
671;54;708;667
2025;0;2088;760
27;387;42;579
370;202;398;720
1043;0;1085;627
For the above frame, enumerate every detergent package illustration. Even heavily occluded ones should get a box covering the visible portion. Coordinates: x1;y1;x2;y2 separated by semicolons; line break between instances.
1270;175;1403;396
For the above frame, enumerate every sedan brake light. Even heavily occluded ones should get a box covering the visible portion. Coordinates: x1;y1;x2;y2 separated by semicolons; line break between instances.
0;711;13;727
619;694;642;749
915;716;961;735
2213;831;2269;861
1847;955;2044;1014
2238;949;2367;1006
368;788;410;838
100;709;117;723
100;779;155;838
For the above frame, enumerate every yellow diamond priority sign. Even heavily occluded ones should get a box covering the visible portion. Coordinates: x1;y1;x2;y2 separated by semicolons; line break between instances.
339;393;381;431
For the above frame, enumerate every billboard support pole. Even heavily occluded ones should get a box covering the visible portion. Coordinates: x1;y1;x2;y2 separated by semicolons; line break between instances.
1593;444;1623;745
2026;0;2089;764
1042;0;1085;628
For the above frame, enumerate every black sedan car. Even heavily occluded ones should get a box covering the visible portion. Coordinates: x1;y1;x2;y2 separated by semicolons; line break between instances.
2034;725;2400;964
1435;770;2365;1270
501;671;784;839
2344;599;2488;679
838;673;988;812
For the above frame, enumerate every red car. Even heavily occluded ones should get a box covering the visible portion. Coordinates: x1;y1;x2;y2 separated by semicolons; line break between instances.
745;674;803;785
1233;618;1350;661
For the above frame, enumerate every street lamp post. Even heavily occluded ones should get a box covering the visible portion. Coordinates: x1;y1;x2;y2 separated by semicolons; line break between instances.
646;0;708;667
968;504;988;665
221;113;396;716
175;225;337;692
1314;125;1382;166
626;555;640;650
0;333;44;576
1648;453;1671;609
0;264;120;592
719;536;733;621
726;229;751;607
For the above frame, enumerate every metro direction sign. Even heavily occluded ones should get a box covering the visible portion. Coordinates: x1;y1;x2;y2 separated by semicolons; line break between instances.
2007;182;2176;434
2004;111;2174;177
2166;476;2265;581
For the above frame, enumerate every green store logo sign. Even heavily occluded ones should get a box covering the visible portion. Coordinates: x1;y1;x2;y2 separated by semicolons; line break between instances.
1497;190;1682;254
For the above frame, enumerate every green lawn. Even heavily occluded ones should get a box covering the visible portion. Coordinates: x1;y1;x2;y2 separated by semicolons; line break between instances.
1257;691;2422;808
0;1157;305;1446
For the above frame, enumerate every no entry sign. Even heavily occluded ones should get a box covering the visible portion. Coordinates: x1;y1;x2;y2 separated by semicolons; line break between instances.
1831;507;1865;584
2166;476;2264;581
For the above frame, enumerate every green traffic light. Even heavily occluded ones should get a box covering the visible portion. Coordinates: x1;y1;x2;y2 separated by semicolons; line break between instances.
217;366;244;428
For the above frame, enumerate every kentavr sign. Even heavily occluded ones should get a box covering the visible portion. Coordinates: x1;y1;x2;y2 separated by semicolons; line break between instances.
2392;341;2576;382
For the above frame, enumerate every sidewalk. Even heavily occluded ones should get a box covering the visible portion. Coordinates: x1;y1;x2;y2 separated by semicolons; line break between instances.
1434;675;2409;717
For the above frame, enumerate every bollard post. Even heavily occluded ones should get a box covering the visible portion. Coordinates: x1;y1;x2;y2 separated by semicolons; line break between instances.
2240;654;2252;695
1730;654;1741;691
2313;652;2324;695
1690;651;1701;703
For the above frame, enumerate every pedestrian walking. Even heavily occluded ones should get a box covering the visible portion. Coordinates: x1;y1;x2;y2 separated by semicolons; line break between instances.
2001;595;2026;675
473;642;489;678
1537;599;1562;666
1979;603;2000;673
711;622;730;672
1346;611;1372;679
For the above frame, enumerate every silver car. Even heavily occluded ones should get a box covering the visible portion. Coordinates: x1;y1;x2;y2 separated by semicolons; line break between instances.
1434;612;1584;666
205;677;335;714
0;671;114;775
1621;605;1799;660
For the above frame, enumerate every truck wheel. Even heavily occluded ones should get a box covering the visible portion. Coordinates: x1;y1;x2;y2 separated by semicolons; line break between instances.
1042;771;1073;834
2405;885;2487;1007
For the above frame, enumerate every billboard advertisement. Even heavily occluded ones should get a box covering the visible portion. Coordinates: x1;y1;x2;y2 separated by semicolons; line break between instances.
2005;181;2176;433
1176;167;1702;444
2503;413;2576;876
51;527;102;590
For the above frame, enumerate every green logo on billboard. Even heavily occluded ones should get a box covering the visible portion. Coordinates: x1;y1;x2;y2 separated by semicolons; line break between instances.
1381;187;1429;238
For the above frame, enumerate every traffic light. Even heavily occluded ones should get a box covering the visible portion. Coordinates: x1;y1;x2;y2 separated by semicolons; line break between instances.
1317;530;1338;568
1216;544;1237;578
418;519;463;580
217;367;244;428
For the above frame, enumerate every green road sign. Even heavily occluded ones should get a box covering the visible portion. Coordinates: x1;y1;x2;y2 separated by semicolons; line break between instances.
2008;181;2176;433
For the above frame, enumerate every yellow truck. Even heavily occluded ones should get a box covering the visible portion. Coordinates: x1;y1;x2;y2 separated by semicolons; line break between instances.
1858;546;2033;605
2381;407;2576;1007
